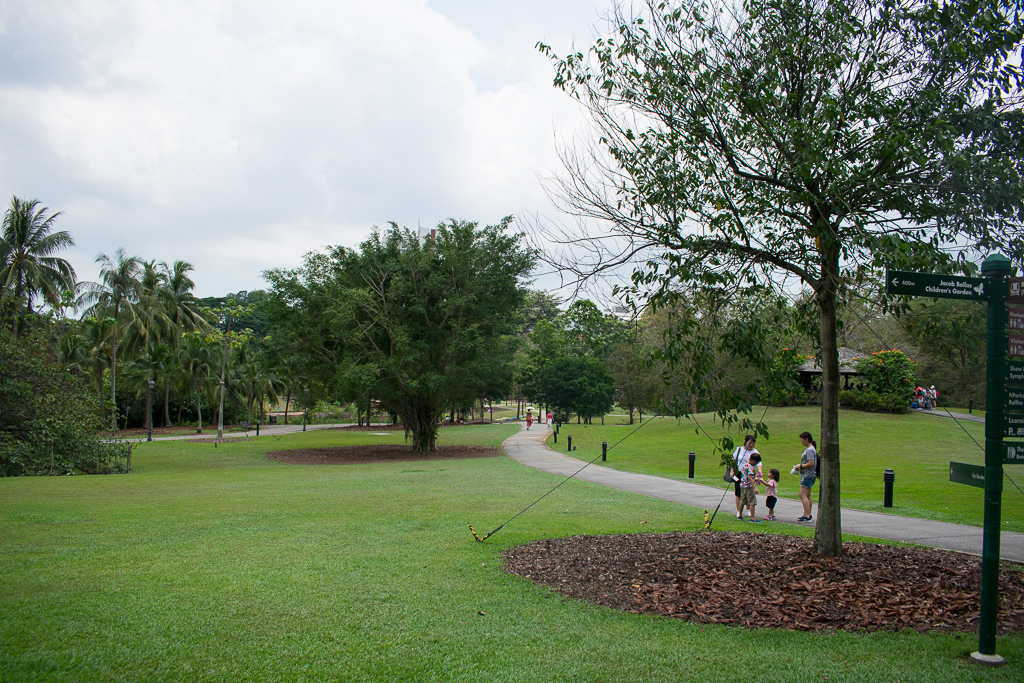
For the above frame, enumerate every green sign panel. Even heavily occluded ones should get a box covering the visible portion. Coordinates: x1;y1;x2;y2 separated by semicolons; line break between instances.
1008;387;1024;410
887;270;988;301
1008;360;1024;384
950;461;986;488
1004;442;1024;465
1002;413;1024;439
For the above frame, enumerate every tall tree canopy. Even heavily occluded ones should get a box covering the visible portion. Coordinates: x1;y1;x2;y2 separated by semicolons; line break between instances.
0;197;76;336
539;0;1023;555
266;218;535;451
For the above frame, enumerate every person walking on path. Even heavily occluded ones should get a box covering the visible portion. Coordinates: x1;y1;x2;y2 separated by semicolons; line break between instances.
731;435;760;519
525;410;533;430
740;453;763;522
796;431;817;522
764;468;780;520
547;411;553;429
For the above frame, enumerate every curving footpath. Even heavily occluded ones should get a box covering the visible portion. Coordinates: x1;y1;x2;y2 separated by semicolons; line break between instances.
501;422;1024;563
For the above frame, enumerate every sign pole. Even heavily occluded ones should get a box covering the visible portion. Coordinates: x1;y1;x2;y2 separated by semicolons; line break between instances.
974;254;1012;665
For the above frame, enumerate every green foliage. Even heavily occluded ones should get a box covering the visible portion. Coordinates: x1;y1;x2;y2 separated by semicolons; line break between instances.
856;350;917;399
267;218;535;450
538;355;616;422
840;389;909;414
0;329;128;476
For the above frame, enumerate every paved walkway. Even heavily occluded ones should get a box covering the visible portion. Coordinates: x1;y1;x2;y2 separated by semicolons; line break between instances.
917;408;985;424
501;423;1024;562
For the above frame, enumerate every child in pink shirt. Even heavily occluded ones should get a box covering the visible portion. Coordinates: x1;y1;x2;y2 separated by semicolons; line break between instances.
764;468;780;520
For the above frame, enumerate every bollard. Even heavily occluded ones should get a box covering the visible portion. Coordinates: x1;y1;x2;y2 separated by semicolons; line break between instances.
969;399;974;414
688;451;696;479
567;435;572;452
602;441;607;462
256;423;260;436
553;431;557;443
883;469;895;508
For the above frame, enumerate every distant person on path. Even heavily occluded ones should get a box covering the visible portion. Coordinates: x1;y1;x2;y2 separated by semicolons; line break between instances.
526;410;533;430
740;453;763;522
795;431;817;522
764;468;780;520
547;411;553;429
929;385;938;409
731;435;760;519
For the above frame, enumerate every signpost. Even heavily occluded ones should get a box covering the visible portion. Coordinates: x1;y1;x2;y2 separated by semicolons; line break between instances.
1009;277;1024;302
949;461;986;488
1009;306;1024;332
888;255;1018;666
1003;442;1024;465
886;270;987;300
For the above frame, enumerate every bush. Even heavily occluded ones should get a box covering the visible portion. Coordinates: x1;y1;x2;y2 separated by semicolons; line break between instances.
840;389;908;414
0;329;129;476
855;349;917;398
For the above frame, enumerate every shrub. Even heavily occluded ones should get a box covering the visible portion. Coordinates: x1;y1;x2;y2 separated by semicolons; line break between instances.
0;329;129;476
854;349;916;406
840;389;908;414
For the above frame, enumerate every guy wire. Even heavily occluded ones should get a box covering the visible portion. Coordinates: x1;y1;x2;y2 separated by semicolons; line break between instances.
469;414;660;542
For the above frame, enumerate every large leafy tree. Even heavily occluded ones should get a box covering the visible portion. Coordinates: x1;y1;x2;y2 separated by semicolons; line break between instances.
0;197;77;336
539;0;1023;555
331;218;534;451
539;355;616;423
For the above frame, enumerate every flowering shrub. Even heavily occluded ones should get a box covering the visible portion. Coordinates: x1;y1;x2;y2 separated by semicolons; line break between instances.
847;350;916;413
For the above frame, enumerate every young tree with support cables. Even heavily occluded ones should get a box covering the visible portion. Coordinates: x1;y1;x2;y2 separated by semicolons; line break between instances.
536;0;1023;556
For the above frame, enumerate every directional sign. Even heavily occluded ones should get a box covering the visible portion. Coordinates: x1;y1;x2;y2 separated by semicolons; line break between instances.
1008;360;1024;384
1003;413;1024;438
1010;306;1024;332
887;270;988;301
950;461;986;488
1009;277;1024;303
1011;332;1024;358
1004;442;1024;465
1008;387;1024;410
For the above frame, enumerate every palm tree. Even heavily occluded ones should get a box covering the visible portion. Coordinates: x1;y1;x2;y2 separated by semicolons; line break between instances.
0;197;77;336
178;334;214;433
81;248;142;431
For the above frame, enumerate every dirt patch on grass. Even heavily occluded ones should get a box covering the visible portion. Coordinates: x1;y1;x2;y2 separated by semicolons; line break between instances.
267;444;502;465
504;531;1024;633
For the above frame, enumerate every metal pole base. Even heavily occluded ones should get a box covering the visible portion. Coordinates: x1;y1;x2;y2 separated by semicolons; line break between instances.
970;652;1006;667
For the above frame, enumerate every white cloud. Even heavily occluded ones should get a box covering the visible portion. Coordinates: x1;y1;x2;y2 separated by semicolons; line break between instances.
0;0;609;296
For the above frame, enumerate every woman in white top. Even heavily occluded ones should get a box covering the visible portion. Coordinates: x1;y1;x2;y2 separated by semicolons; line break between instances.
731;435;760;519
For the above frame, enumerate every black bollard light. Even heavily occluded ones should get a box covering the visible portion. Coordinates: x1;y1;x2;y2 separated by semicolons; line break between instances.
256;423;260;436
567;435;572;453
553;431;558;443
688;451;696;479
883;469;895;508
969;399;974;414
602;441;607;462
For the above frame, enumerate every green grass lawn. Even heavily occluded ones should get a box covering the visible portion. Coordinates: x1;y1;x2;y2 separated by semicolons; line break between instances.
1;422;1022;681
549;406;1024;532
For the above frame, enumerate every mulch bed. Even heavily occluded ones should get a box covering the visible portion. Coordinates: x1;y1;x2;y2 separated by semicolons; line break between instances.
267;444;502;465
503;531;1024;633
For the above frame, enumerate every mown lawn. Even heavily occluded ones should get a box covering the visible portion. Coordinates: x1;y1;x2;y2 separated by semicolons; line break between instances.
550;407;1024;532
1;422;1022;681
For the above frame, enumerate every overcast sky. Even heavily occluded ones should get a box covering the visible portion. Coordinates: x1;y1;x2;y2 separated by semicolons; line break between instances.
0;0;614;299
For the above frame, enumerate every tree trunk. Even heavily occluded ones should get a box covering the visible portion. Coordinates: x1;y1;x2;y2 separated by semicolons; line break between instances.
164;385;172;427
815;233;843;557
109;328;118;431
194;380;203;433
284;393;291;425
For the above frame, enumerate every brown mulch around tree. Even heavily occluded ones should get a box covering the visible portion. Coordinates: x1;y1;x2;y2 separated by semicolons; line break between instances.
267;444;502;465
503;531;1024;633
